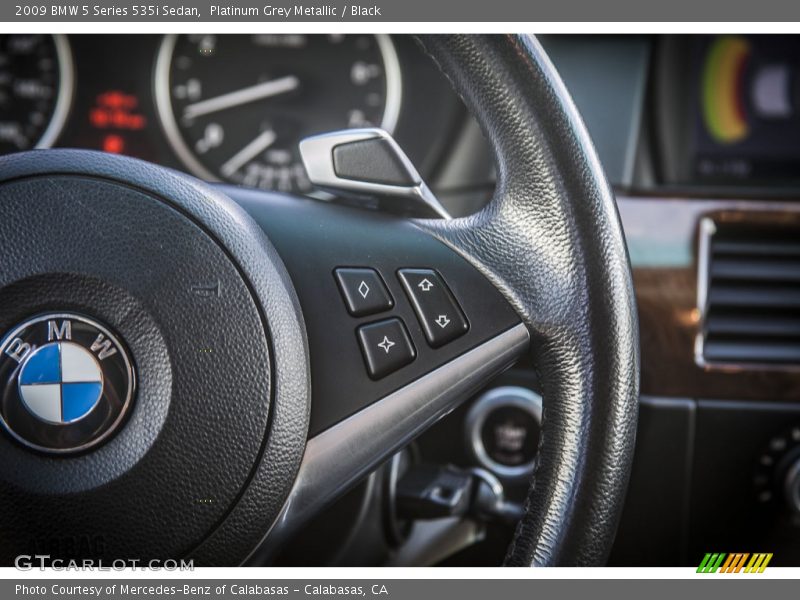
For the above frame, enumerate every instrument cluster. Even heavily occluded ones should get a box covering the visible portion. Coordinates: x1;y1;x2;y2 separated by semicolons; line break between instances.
0;34;465;194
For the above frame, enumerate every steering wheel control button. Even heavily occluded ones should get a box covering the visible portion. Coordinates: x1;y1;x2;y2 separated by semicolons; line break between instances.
466;387;542;479
397;269;469;348
357;318;416;379
335;268;394;317
0;313;135;454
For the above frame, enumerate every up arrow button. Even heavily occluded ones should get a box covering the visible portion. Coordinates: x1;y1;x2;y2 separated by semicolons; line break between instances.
398;269;469;348
418;279;434;292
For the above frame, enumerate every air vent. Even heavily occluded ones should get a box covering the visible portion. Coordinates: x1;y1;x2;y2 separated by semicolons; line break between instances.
699;218;800;367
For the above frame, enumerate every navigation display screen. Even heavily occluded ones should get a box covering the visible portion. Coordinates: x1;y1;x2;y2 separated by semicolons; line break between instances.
690;35;800;184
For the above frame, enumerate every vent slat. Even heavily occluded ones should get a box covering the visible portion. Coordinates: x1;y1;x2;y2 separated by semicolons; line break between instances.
708;285;800;309
706;314;800;337
702;222;800;366
704;340;800;364
713;240;800;258
710;259;800;282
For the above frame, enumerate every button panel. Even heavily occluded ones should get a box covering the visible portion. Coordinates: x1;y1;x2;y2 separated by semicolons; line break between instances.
357;318;416;379
334;268;394;317
397;269;469;348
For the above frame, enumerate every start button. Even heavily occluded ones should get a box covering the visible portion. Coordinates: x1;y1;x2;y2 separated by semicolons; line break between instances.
465;386;542;479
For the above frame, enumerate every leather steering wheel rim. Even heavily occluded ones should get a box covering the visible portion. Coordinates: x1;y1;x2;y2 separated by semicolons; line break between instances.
416;34;640;566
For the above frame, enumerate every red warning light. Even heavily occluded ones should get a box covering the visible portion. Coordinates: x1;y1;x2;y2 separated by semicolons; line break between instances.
102;134;125;154
97;90;138;110
90;90;146;131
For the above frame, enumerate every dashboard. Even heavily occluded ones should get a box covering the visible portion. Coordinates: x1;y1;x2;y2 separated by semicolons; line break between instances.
0;34;469;197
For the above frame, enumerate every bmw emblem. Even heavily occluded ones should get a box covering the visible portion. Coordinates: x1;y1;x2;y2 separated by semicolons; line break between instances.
0;313;135;454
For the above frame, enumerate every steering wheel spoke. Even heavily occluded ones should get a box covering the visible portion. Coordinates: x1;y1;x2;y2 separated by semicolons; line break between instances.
265;322;528;553
218;185;530;555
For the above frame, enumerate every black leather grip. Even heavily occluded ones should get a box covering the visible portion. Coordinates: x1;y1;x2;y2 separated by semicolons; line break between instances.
416;35;640;566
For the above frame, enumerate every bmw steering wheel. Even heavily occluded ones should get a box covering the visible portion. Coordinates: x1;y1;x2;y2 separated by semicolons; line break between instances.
0;35;638;566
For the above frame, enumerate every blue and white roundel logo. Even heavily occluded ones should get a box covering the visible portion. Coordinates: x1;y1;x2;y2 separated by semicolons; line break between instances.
0;313;135;454
18;342;104;424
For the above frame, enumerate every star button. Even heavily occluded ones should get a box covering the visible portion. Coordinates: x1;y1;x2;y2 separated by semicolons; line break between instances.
377;336;395;354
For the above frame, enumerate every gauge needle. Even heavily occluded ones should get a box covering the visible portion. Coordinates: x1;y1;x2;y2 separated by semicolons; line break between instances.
221;129;277;178
183;75;300;120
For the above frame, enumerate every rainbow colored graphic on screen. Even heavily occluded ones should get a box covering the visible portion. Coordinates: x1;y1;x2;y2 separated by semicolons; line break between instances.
702;36;751;144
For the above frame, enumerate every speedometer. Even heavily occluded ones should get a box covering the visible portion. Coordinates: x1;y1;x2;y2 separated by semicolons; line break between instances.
155;34;402;193
0;34;73;153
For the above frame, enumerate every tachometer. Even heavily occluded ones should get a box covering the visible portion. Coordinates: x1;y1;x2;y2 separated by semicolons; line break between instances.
0;34;73;153
155;34;402;193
